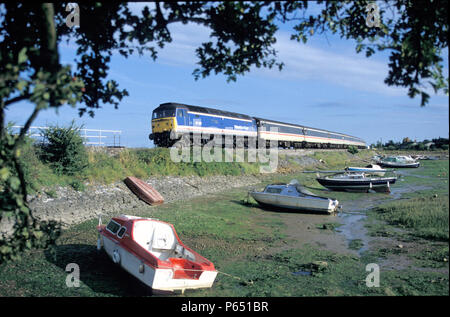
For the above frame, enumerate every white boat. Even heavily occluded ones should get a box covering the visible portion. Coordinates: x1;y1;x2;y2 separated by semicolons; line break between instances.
97;215;218;293
249;180;340;214
379;156;420;168
346;164;387;176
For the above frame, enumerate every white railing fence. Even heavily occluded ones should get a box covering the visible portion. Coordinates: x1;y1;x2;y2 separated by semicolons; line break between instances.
12;126;123;147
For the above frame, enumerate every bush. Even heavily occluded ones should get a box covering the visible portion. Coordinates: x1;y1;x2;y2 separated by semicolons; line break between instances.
415;143;425;151
347;146;359;154
39;121;88;176
70;179;86;192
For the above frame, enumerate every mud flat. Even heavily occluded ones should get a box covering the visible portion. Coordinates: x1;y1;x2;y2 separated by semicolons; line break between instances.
0;158;447;296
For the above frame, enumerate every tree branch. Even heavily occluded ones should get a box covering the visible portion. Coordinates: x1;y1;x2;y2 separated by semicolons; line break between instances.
39;3;59;71
4;94;32;108
12;105;41;152
12;154;28;202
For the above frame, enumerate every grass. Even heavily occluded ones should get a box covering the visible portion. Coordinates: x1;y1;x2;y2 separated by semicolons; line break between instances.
348;239;364;250
363;159;449;274
368;159;449;242
18;145;264;193
372;196;449;241
1;151;448;297
316;222;343;231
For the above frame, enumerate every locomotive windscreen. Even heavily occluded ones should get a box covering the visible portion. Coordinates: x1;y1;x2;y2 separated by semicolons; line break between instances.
152;109;176;119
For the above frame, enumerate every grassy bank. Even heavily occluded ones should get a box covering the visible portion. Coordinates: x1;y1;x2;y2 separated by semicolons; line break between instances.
19;140;377;193
20;145;266;193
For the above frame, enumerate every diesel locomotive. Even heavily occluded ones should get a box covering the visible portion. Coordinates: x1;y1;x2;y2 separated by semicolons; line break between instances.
149;102;366;149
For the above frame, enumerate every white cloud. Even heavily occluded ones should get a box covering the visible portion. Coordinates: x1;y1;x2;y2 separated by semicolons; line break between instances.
156;23;211;67
149;23;409;97
253;31;408;96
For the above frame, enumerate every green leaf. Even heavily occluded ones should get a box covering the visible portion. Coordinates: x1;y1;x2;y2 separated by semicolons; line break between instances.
16;80;27;91
8;176;21;191
0;167;10;181
0;246;12;255
18;48;27;64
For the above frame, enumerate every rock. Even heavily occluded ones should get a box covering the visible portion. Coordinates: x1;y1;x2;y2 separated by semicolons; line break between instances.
398;244;403;249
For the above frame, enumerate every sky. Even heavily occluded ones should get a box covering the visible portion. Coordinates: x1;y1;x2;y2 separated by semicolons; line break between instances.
5;2;449;148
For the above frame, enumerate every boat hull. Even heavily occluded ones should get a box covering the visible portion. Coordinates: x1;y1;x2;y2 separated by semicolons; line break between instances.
124;176;164;205
346;167;386;176
250;191;338;214
316;177;397;193
379;161;420;168
101;234;217;292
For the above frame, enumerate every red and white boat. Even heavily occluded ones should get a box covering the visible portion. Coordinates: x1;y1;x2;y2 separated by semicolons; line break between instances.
97;215;217;293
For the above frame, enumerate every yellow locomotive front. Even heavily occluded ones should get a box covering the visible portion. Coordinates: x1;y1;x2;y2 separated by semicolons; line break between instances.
149;104;178;147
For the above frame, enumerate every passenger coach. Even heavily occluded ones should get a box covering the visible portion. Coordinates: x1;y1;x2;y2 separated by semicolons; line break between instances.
255;118;366;149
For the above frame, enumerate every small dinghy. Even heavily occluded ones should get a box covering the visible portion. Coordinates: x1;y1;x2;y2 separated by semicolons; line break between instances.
97;215;217;293
249;180;340;214
346;164;387;176
124;176;164;205
316;173;397;193
378;156;420;168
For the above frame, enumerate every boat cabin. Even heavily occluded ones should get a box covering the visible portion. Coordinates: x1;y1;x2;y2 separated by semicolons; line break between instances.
263;184;319;197
104;216;196;263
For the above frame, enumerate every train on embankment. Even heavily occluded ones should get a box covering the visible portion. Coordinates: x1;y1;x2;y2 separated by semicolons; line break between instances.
149;102;366;149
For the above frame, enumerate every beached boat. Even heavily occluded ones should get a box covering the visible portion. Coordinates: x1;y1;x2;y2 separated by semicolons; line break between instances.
345;164;387;176
97;215;217;293
378;156;420;168
124;176;164;205
316;173;397;193
249;180;340;214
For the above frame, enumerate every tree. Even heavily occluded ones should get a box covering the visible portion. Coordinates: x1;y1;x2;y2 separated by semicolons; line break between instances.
286;0;448;106
1;1;448;262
